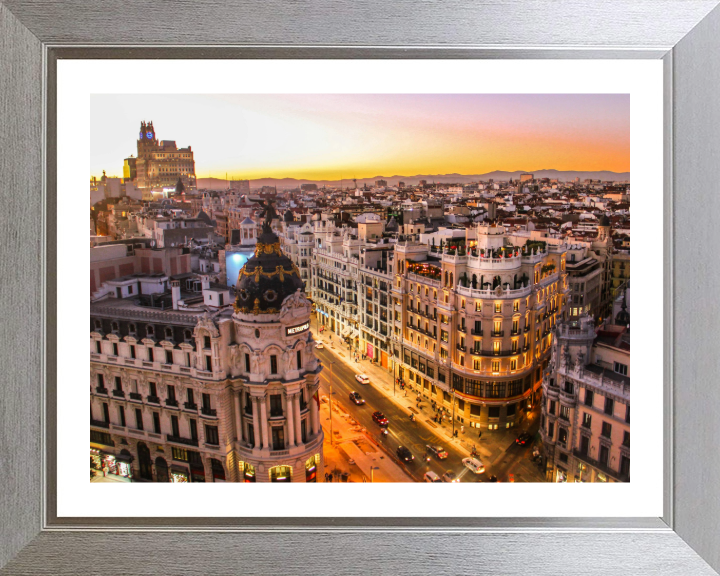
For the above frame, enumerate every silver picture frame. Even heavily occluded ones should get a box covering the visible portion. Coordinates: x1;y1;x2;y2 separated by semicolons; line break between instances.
1;1;719;573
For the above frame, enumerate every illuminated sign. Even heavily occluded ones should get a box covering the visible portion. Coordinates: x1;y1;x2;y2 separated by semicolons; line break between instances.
286;321;310;336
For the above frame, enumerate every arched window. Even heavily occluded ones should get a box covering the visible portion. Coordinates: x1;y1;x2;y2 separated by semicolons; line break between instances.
111;321;119;333
269;465;292;482
184;329;192;342
472;274;477;289
165;327;173;340
146;325;154;337
128;322;136;334
210;458;226;482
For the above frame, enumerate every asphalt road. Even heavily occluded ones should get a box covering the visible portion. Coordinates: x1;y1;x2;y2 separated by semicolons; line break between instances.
316;347;484;483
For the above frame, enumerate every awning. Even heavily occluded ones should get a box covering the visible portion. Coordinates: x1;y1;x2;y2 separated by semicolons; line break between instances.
351;329;360;339
115;453;134;463
171;465;189;475
341;327;352;337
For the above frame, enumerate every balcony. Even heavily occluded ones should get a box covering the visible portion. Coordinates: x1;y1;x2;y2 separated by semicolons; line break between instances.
90;419;110;429
456;344;466;352
184;402;198;411
457;325;466;333
201;407;217;417
470;329;483;336
166;434;199;447
95;387;108;395
147;395;160;404
491;331;504;337
129;392;143;401
165;398;179;408
112;389;125;398
524;326;530;333
510;329;520;336
573;450;629;482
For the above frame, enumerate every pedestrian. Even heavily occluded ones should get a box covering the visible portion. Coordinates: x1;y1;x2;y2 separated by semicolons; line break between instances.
328;473;333;483
461;425;465;434
478;431;483;439
102;464;109;477
363;475;367;483
324;473;329;482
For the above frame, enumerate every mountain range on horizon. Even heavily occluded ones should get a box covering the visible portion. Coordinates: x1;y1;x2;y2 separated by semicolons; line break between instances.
196;169;630;190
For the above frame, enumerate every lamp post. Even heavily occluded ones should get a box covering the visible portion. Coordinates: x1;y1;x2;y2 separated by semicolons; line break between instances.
370;465;380;483
452;388;456;437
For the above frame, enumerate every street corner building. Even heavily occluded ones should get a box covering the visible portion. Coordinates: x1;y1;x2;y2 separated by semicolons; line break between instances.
90;207;324;483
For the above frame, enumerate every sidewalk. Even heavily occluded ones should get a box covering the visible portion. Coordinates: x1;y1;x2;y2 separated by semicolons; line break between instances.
319;391;412;483
315;330;535;469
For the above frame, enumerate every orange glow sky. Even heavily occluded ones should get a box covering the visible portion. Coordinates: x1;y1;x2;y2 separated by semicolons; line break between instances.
90;94;629;180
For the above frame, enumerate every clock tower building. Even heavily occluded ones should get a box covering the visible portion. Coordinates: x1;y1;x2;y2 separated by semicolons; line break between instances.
132;120;197;192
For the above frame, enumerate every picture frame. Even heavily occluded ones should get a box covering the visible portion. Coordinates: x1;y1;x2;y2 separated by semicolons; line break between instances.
1;1;719;573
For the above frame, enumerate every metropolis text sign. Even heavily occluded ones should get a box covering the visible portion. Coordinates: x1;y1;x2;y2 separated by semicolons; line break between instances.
286;321;310;336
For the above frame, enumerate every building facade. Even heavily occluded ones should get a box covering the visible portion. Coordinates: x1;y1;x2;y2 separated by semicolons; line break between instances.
133;121;197;191
540;314;630;483
90;208;324;483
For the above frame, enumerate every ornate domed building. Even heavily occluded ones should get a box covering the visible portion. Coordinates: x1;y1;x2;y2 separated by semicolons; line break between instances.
231;200;324;482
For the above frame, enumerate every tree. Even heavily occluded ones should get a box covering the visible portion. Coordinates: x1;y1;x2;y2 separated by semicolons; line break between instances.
175;178;185;194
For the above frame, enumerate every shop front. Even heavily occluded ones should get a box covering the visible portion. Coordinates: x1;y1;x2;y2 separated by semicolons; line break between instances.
305;455;319;483
239;461;256;482
170;465;190;483
380;350;389;369
269;465;292;482
366;343;374;360
211;458;226;482
90;448;133;479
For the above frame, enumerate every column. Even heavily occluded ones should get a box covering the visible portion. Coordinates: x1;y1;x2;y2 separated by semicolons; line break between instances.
293;392;302;444
286;393;296;447
259;397;269;450
235;392;243;442
251;396;260;448
310;390;320;435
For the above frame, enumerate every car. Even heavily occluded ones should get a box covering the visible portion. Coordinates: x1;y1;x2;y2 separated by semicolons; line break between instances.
424;471;441;483
372;411;389;426
355;374;370;385
397;446;414;463
349;391;365;405
315;341;324;349
425;444;448;460
515;432;533;445
441;470;460;483
462;457;486;474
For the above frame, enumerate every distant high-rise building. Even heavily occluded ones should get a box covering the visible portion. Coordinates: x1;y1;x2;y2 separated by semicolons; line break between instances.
301;183;318;191
132;121;196;191
520;173;534;182
229;180;250;192
375;180;388;187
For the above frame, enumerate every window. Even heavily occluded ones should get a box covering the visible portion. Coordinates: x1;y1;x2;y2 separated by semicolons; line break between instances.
205;425;219;445
165;349;173;364
146;325;155;337
620;455;630;478
204;335;211;349
296;350;303;370
118;406;126;427
625;405;630;423
560;405;569;420
513;300;519;312
270;355;278;374
623;431;630;447
205;355;212;371
130;345;136;359
202;393;211;412
614;361;628;376
114;376;122;391
165;327;173;340
148;347;154;362
95;340;101;353
604;397;614;416
270;394;283;417
189;418;198;441
510;359;517;371
599;445;610;466
475;301;482;312
548;422;554;437
473;359;481;370
585;389;594;407
579;435;589;455
558;427;568;447
135;408;143;430
271;427;285;451
488;406;500;418
494;302;501;313
440;347;448;359
167;385;176;403
112;342;119;356
245;353;251;372
601;421;612;438
582;413;592;428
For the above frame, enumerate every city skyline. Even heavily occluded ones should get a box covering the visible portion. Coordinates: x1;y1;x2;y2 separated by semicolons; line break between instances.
90;94;629;181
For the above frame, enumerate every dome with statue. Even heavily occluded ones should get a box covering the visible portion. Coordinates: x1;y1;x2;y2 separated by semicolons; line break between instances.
234;199;304;314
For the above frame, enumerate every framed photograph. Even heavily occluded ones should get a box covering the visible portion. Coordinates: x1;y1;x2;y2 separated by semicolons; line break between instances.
2;1;720;574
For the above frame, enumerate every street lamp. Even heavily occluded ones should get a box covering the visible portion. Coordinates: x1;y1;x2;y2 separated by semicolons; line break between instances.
370;465;380;483
452;387;456;437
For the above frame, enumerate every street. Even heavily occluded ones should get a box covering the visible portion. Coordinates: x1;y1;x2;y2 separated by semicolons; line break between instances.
315;342;545;483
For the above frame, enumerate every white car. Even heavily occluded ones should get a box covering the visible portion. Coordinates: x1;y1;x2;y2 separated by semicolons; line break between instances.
315;341;324;349
462;457;486;474
424;471;441;483
355;374;370;385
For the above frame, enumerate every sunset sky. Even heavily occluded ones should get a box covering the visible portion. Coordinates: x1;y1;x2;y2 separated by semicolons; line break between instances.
90;94;629;180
